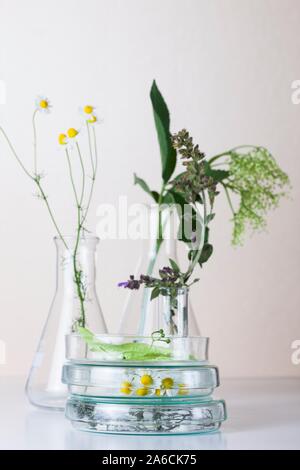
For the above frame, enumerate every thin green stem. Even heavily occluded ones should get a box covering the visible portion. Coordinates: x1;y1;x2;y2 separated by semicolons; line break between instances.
86;122;95;174
76;142;85;208
158;183;166;240
208;145;260;165
222;183;236;217
211;161;230;168
0;127;33;179
184;191;207;281
92;126;98;174
81;123;97;228
0;125;68;250
73;143;88;327
65;148;80;208
34;179;69;250
73;204;85;327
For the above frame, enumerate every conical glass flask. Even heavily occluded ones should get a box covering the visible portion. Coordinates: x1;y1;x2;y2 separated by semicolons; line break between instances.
118;205;201;337
25;236;107;410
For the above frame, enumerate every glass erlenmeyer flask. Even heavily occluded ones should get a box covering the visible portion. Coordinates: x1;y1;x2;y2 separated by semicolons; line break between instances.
118;205;201;337
25;236;107;410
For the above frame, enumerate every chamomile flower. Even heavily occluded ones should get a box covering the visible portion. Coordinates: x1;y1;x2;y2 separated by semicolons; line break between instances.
57;128;81;151
120;380;133;395
67;127;79;139
35;95;51;113
66;127;81;149
79;105;100;125
119;370;189;398
58;133;68;146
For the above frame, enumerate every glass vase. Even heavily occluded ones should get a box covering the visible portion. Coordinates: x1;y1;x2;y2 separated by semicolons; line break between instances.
25;235;107;410
118;205;202;337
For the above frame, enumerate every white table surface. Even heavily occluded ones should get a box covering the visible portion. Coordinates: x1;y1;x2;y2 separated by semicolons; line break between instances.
0;377;299;450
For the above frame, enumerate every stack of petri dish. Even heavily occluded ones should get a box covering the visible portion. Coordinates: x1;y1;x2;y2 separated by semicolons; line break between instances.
62;334;227;435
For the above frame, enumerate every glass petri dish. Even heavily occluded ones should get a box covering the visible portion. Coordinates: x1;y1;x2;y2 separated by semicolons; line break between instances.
66;334;209;365
65;395;227;435
62;363;219;399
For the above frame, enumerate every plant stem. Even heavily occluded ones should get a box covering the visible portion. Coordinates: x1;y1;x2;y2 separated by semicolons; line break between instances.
0;127;33;179
184;191;206;281
34;178;69;250
73;142;88;327
73;204;85;327
158;183;166;240
81;123;97;228
76;142;85;208
222;183;236;216
65;148;80;207
208;145;260;165
0;125;68;250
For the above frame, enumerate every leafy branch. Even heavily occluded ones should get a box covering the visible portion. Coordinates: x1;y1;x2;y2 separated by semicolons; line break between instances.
129;80;290;306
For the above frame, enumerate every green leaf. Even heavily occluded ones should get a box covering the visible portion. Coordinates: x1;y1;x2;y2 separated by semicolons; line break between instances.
162;191;175;204
204;162;229;182
77;326;94;342
204;226;210;244
151;191;160;203
134;173;157;201
169;258;180;273
78;326;172;361
150;286;160;301
199;243;213;265
205;213;215;224
150;80;176;183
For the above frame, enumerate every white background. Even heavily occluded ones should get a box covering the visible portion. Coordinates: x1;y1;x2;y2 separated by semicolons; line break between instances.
0;0;299;379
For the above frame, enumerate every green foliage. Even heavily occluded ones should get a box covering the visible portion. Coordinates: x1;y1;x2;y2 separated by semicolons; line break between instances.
150;81;176;183
78;327;172;361
134;173;159;202
188;243;213;267
169;258;180;273
199;243;213;265
171;129;218;204
204;162;229;183
225;147;290;245
131;82;291;303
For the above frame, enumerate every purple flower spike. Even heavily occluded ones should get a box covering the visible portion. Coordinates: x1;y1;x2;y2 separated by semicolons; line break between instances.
118;281;129;288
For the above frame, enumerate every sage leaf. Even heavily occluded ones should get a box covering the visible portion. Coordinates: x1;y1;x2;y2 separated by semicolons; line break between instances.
150;286;160;301
169;258;180;273
150;80;176;183
204;162;229;183
199;243;213;265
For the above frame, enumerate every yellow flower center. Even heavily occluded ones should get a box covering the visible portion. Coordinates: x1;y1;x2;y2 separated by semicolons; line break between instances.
67;128;78;138
136;387;149;396
155;388;161;396
40;99;48;109
140;374;153;386
58;133;67;145
84;105;93;114
120;380;132;395
87;115;97;123
161;377;174;389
